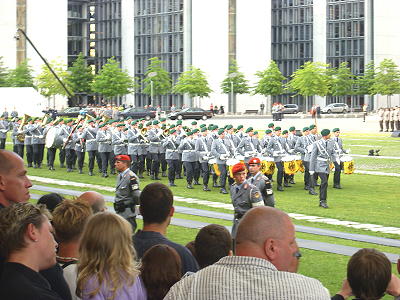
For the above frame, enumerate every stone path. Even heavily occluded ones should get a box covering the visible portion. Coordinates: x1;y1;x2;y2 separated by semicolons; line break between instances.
352;154;400;160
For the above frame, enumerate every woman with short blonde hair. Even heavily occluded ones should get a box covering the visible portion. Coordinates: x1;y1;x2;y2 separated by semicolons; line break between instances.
76;212;146;300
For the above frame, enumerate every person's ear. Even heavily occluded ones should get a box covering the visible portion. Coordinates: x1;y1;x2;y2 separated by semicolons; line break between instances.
169;206;175;217
26;223;39;243
0;174;6;191
264;238;278;260
228;250;233;256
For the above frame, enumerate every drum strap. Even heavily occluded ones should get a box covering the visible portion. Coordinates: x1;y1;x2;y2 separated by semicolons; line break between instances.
316;140;330;158
220;139;229;154
201;138;209;152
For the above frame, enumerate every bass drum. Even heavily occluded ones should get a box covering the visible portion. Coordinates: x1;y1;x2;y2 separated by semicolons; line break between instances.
340;155;355;174
282;155;297;175
226;158;240;178
45;127;63;149
262;156;275;175
293;155;304;173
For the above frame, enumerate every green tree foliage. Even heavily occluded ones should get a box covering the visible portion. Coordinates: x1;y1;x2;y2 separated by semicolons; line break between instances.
92;57;135;99
173;65;212;98
0;57;10;87
36;60;73;98
142;57;172;96
67;53;93;94
253;61;286;97
355;61;376;96
329;62;355;97
7;60;35;88
371;59;400;97
220;60;250;94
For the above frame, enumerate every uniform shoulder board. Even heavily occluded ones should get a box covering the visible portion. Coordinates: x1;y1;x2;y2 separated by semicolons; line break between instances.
244;183;248;189
129;170;135;177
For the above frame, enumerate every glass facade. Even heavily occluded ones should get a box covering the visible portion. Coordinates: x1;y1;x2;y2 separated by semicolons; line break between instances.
134;0;184;109
68;0;89;66
271;0;314;109
326;0;365;108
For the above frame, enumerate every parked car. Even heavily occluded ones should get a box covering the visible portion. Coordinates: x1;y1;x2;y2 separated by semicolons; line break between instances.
321;103;349;114
168;107;213;120
281;104;299;114
45;107;96;118
118;107;156;120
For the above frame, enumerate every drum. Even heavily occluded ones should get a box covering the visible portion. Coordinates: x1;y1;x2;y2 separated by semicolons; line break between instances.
282;155;297;175
235;154;245;164
340;155;355;174
45;127;63;149
294;155;304;173
262;156;275;175
227;158;240;178
208;158;217;165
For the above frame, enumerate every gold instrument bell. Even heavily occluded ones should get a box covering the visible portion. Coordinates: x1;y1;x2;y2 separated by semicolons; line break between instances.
17;114;31;142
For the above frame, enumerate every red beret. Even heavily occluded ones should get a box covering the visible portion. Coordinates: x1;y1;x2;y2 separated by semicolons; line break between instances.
115;155;131;161
231;162;246;174
248;157;261;165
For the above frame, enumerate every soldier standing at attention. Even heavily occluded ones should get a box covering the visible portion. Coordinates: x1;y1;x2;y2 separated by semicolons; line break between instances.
96;123;112;177
309;129;338;209
178;131;197;189
211;128;231;194
0;115;9;150
81;119;98;176
163;129;180;187
331;128;345;189
247;157;275;207
114;154;141;232
230;162;263;239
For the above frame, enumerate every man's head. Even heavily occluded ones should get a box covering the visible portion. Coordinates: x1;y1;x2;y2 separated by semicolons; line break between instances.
139;183;174;225
37;193;64;213
194;224;232;269
77;191;106;213
347;248;392;300
0;150;32;207
248;157;261;176
114;155;131;172
235;206;300;273
52;199;93;244
321;129;331;140
231;163;247;185
0;203;57;271
333;128;340;137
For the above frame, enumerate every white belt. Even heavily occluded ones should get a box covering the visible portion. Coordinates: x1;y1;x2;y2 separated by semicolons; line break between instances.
317;157;328;162
150;142;161;145
86;139;96;142
183;150;196;153
129;143;141;146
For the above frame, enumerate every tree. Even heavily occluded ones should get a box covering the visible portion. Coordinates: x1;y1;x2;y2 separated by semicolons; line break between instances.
92;57;136;100
286;61;330;112
36;60;73;101
220;60;250;94
173;66;212;106
355;61;376;96
67;53;94;100
0;57;9;87
371;58;400;107
7;60;36;88
142;57;172;105
329;62;354;97
253;61;286;112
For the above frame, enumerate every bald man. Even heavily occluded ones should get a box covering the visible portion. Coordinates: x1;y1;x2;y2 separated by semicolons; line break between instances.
77;191;106;213
0;150;32;208
165;207;330;300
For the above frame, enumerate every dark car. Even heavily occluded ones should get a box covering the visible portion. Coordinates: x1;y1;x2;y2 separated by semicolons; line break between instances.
118;107;156;120
168;107;213;120
46;107;96;118
281;104;299;114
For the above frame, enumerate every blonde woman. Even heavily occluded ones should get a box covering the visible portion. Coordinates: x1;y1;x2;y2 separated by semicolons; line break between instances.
76;212;146;300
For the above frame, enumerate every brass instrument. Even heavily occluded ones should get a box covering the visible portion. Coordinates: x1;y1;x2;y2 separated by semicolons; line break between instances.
102;114;111;123
17;114;31;142
62;115;84;149
42;114;51;126
139;127;149;143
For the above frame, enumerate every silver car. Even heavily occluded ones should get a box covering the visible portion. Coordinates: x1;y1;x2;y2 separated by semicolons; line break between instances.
321;103;349;114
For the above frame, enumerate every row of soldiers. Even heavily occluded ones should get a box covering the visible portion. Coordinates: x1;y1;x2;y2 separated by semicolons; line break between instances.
378;107;400;132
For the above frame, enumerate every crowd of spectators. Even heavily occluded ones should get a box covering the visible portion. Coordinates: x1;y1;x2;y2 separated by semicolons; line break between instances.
0;148;399;300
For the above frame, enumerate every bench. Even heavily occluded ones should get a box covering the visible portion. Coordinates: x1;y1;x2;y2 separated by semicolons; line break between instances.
244;109;258;114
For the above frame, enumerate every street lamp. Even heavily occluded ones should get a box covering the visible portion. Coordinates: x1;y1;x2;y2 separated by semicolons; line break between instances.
228;72;238;113
147;71;157;106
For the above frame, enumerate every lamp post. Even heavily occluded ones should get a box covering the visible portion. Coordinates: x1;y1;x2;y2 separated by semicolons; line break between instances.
228;72;238;114
147;71;157;106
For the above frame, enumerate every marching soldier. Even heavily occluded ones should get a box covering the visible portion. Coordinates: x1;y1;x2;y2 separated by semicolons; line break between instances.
112;123;128;156
24;118;34;167
331;128;345;189
127;121;143;177
266;127;287;191
12;118;24;158
178;131;198;189
0;115;9;149
163;129;180;186
390;108;396;132
378;108;384;132
195;126;212;191
44;119;58;170
81;119;98;176
60;119;75;172
309;129;339;208
211;128;232;194
230;162;263;239
73;125;86;174
237;127;261;165
96;123;113;177
383;108;390;132
114;154;141;232
287;126;299;184
247;157;275;207
147;120;164;180
145;121;153;177
31;118;45;168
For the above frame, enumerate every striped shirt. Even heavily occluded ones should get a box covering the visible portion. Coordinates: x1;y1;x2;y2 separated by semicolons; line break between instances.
164;256;330;300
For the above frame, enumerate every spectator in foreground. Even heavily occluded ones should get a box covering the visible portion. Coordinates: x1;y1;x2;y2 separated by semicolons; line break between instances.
133;182;199;274
76;191;107;213
140;244;182;300
0;203;62;300
37;193;64;213
194;224;232;269
76;212;146;300
52;199;93;300
332;248;400;300
165;206;330;300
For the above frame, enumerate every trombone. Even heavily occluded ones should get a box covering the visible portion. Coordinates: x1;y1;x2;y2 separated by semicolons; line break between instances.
139;127;149;143
17;114;31;142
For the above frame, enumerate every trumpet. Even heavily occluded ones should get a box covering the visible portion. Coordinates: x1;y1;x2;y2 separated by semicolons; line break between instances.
139;127;149;143
17;114;31;142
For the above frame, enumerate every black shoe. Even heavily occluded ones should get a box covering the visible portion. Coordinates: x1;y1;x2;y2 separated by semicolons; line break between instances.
304;186;310;190
169;182;177;187
111;170;116;175
89;171;93;176
176;175;183;179
289;180;295;184
67;168;72;172
162;172;167;177
319;202;329;208
203;185;211;191
147;171;151;176
48;166;52;170
187;184;194;189
333;185;342;189
154;175;161;180
139;174;144;179
104;173;109;178
60;164;65;168
284;182;291;187
309;188;318;195
213;182;220;188
51;166;55;171
315;183;320;187
193;180;200;185
151;175;155;180
220;188;228;194
277;186;284;191
79;169;83;174
28;163;33;168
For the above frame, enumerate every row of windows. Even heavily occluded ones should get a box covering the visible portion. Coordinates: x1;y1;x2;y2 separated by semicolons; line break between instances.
135;34;183;55
327;57;365;74
96;1;121;21
95;21;121;39
68;22;84;37
272;0;313;9
134;93;183;109
272;42;313;61
272;7;313;25
272;25;312;42
68;4;85;19
95;39;121;57
134;53;183;74
135;0;183;16
134;13;183;35
327;38;364;57
328;2;365;20
68;39;84;56
276;59;312;78
327;20;364;38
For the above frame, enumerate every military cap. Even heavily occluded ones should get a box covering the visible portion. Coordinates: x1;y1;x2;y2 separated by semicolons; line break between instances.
289;126;296;132
303;127;309;132
200;127;207;132
186;131;193;136
212;125;219;130
208;125;214;130
98;123;106;128
321;129;330;136
268;123;274;128
169;124;175;129
226;125;233;130
153;120;159;125
77;125;82;129
282;130;288;135
217;128;225;135
309;124;316;130
65;118;73;123
176;120;182;125
192;128;199;133
88;119;94;123
237;125;243;130
332;128;340;132
231;162;246;174
95;116;102;120
53;120;60;126
116;123;125;127
248;157;261;165
274;126;281;131
115;155;130;161
254;131;258;135
58;118;64;123
170;129;176;134
191;121;197;125
245;127;253;133
138;124;143;129
160;118;166;122
107;120;114;125
161;124;166;129
123;127;128;131
200;124;206;128
126;116;132;120
265;129;272;134
146;121;152;126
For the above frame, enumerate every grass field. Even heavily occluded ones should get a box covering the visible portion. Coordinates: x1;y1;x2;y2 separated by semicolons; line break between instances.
5;132;400;298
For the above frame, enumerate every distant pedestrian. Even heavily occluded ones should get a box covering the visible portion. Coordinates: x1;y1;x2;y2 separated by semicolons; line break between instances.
362;104;368;122
260;103;265;115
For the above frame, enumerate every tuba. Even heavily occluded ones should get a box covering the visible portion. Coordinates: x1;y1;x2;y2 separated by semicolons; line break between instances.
17;114;31;142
